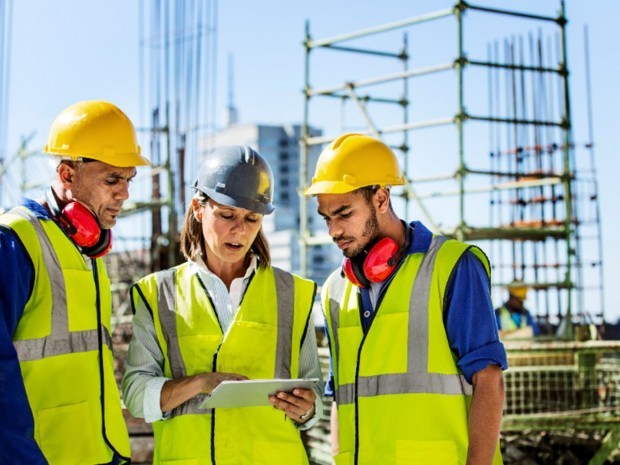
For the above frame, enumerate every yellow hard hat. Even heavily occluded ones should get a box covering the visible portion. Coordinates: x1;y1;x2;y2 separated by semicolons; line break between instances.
508;280;528;300
44;100;150;167
304;133;406;196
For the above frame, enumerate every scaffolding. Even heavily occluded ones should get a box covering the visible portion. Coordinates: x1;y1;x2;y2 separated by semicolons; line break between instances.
0;0;219;327
0;0;12;208
299;1;605;336
109;0;220;324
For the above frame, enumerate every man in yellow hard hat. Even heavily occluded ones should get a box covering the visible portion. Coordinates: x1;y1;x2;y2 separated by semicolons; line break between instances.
0;101;149;464
305;133;506;465
495;280;540;339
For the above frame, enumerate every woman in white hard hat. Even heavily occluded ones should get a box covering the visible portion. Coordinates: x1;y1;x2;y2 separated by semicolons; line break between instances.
122;145;324;464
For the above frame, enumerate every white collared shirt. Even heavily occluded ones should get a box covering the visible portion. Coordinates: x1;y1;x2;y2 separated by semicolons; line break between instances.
191;254;258;328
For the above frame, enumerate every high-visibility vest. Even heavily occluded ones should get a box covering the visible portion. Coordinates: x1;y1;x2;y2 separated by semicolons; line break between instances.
496;306;528;330
0;206;130;464
133;262;316;464
323;235;503;465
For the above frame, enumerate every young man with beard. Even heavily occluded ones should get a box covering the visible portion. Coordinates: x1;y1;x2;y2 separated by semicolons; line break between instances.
305;133;507;465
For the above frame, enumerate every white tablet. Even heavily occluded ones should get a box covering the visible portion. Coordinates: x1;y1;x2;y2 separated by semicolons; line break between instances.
198;378;320;409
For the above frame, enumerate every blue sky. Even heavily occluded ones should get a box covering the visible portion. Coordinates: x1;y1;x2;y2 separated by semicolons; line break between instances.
4;0;620;321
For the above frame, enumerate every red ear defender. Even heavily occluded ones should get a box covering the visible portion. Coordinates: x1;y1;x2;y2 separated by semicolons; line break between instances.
341;237;403;288
362;237;401;282
82;229;112;259
46;190;112;258
59;201;101;248
342;256;369;288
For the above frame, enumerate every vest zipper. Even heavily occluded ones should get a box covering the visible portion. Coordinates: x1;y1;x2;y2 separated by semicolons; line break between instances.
93;258;130;463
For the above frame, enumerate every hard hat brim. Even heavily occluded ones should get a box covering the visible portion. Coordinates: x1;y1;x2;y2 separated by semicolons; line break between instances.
304;181;359;196
45;148;151;167
193;186;274;215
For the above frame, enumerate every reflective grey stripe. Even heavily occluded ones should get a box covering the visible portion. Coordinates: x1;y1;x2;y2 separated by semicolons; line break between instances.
337;373;472;405
325;277;346;405
154;269;208;416
408;235;447;374
10;208;111;361
329;235;473;405
11;208;68;335
156;269;186;380
14;328;113;362
273;268;294;379
326;272;347;389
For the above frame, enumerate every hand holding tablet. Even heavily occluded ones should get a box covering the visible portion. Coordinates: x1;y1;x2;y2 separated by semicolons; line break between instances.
198;378;320;409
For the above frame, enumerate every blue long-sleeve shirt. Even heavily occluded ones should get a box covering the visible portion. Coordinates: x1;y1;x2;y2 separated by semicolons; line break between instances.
0;199;47;464
324;220;508;396
1;199;128;464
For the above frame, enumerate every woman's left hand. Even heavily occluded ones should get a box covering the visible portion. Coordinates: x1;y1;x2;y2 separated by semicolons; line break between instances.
269;387;316;424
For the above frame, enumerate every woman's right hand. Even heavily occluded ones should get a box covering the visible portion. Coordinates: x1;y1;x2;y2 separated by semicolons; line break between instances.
198;371;248;394
161;371;247;412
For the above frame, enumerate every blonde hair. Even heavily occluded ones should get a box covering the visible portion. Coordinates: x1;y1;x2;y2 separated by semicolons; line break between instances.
179;193;271;268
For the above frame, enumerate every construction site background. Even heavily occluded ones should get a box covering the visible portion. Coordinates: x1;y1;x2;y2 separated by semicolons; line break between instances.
2;1;620;463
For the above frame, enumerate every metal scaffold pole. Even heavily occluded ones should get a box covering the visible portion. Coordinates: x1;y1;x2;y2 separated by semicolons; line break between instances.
300;0;605;335
0;0;13;210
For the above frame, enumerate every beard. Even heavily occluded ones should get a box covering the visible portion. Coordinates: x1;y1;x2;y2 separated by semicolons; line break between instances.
341;206;380;258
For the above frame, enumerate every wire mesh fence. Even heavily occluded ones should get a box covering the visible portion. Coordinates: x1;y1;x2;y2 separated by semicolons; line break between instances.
502;341;620;431
307;342;620;465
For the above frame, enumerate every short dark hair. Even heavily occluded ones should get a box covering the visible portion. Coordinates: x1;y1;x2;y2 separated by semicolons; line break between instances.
357;185;379;204
355;185;395;213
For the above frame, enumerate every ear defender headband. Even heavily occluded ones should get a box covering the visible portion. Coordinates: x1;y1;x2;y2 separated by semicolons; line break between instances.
46;190;112;258
341;232;410;288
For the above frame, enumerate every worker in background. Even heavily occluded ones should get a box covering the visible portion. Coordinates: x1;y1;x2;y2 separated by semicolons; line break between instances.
122;145;324;464
495;280;540;339
305;133;507;465
0;101;150;464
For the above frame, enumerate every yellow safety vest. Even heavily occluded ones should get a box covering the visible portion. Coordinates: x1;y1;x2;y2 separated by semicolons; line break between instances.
323;235;503;465
0;206;130;464
496;306;528;330
133;262;316;464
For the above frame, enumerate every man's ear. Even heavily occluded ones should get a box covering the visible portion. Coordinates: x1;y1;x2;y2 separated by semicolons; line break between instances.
374;187;391;213
57;162;75;189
